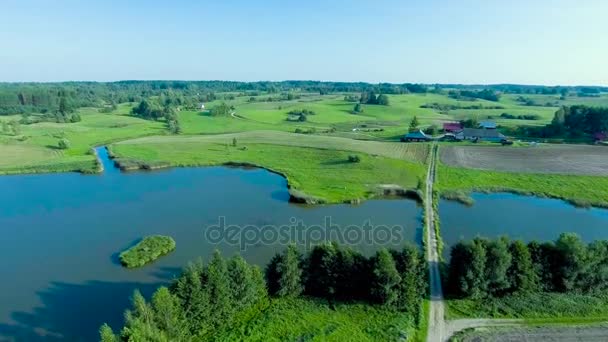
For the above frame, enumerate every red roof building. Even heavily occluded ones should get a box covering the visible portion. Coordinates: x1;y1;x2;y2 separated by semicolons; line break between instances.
443;122;462;132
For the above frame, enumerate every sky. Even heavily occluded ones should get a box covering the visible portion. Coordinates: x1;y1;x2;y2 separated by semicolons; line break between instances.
1;0;607;85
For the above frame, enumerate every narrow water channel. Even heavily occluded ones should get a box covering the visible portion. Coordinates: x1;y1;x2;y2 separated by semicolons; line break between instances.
440;192;608;258
0;147;423;341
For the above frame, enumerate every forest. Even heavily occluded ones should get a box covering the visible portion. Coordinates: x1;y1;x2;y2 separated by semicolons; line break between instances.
2;81;607;116
100;243;426;341
507;105;608;139
447;233;608;299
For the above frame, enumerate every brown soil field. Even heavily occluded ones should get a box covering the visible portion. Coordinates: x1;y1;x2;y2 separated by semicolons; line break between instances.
440;145;608;176
457;325;608;342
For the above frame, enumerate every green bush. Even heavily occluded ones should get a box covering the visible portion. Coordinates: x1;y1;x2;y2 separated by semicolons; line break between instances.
119;235;176;268
347;154;361;163
58;138;71;150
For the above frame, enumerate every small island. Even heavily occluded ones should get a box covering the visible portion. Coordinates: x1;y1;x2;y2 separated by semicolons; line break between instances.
119;235;176;268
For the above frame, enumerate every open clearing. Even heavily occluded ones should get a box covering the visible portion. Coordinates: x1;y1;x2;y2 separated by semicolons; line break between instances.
441;145;608;176
454;325;608;342
118;130;430;162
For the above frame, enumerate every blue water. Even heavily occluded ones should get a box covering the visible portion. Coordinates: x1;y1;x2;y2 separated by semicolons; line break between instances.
0;147;423;341
440;192;608;258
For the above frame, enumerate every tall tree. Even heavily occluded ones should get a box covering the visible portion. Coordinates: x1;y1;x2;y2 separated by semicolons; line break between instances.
205;250;233;327
409;116;420;132
277;245;303;297
508;240;539;293
377;94;390;106
485;237;512;296
371;249;401;306
554;233;587;292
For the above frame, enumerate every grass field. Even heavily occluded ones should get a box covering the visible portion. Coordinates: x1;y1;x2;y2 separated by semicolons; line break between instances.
111;134;427;203
447;293;608;320
0;104;164;174
436;163;608;208
216;297;417;342
2;91;607;174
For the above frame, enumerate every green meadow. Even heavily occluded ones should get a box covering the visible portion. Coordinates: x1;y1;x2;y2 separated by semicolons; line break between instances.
111;134;427;203
216;297;419;342
4;91;603;175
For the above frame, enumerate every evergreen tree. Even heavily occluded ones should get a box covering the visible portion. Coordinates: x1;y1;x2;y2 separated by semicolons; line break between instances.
371;249;401;306
172;260;212;336
99;324;117;342
151;287;188;340
485;237;512;296
468;238;489;298
554;233;586;292
391;245;425;314
304;243;338;300
205;250;233;328
353;103;363;113
409;116;420;132
508;240;538;293
227;255;257;308
277;245;303;297
265;254;282;296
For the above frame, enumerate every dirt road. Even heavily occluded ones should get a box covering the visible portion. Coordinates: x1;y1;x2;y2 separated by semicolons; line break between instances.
454;324;608;341
425;144;446;342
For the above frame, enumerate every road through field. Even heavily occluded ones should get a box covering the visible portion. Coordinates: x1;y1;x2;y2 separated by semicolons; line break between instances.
425;143;446;342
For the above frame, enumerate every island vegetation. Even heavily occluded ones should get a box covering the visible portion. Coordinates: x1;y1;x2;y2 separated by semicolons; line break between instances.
119;235;176;268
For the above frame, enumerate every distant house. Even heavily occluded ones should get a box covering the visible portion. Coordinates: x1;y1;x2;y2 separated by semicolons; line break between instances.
443;122;462;132
401;130;432;142
200;103;206;110
456;128;505;142
478;120;497;129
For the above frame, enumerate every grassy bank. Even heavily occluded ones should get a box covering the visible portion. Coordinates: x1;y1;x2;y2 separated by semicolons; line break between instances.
111;140;426;204
436;164;608;208
447;293;608;320
0;106;164;174
216;297;417;341
119;235;176;268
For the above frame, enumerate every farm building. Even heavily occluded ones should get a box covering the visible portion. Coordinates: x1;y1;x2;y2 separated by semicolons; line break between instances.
401;130;432;142
478;120;497;129
443;122;462;132
456;128;505;142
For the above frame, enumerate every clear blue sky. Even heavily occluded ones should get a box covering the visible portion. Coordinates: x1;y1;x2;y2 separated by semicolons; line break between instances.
1;0;606;85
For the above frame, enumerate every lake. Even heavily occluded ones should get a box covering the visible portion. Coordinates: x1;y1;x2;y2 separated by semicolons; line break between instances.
0;147;423;341
440;192;608;258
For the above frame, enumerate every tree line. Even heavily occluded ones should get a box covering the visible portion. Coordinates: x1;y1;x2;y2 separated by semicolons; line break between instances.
506;105;608;139
131;99;181;134
447;233;608;299
0;81;429;116
100;243;427;341
266;243;426;314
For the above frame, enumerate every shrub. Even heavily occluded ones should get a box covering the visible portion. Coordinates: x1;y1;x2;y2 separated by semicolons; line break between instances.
58;138;71;150
119;235;176;268
348;154;361;163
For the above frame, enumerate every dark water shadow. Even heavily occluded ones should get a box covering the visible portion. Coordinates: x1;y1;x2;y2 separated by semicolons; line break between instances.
148;266;182;282
110;238;142;266
0;280;164;342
